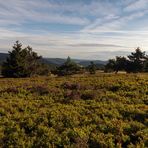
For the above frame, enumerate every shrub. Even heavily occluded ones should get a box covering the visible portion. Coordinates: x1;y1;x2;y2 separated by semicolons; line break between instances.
62;82;81;90
29;84;49;95
81;91;97;100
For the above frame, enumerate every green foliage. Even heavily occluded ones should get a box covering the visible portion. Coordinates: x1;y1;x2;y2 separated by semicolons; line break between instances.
0;73;147;147
105;48;148;73
127;47;147;73
105;59;116;73
54;56;82;76
88;61;96;74
1;41;49;78
143;56;148;72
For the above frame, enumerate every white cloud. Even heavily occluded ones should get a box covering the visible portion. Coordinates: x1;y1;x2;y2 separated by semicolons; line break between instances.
0;0;90;26
0;26;148;60
124;0;148;12
0;0;148;60
82;10;148;33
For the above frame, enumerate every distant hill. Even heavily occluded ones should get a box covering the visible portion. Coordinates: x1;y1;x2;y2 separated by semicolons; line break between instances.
78;60;107;67
43;58;66;66
0;53;8;64
0;53;107;68
43;58;107;67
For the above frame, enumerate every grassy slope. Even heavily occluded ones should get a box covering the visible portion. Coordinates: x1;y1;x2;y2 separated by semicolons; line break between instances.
0;73;148;147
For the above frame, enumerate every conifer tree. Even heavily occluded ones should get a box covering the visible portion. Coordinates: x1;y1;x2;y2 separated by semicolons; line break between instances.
55;56;81;76
88;61;96;74
127;47;146;72
2;41;49;77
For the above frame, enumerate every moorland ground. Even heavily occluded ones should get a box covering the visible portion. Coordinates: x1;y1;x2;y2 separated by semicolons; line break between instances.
0;73;148;147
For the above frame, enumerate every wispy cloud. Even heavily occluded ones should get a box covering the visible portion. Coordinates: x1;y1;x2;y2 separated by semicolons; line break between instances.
0;0;148;60
68;43;127;48
0;0;90;26
124;0;148;12
82;10;148;33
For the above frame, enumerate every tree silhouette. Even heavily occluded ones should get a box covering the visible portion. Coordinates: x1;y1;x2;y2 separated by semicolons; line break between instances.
2;41;49;77
114;56;127;73
88;61;96;74
143;55;148;72
55;56;81;76
127;47;146;72
105;59;116;72
105;48;148;73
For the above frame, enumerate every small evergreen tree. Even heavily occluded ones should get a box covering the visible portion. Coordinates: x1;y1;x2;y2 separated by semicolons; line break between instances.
104;59;116;73
55;56;81;76
2;41;49;77
114;56;127;73
143;56;148;72
126;47;146;73
88;61;96;74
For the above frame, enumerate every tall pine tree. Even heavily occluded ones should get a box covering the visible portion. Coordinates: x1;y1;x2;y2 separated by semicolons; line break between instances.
127;47;146;72
2;41;49;77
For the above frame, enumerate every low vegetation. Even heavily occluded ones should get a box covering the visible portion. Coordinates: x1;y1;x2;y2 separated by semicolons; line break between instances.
0;73;147;147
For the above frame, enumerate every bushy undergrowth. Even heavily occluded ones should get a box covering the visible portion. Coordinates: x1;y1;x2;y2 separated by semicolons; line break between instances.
0;73;148;147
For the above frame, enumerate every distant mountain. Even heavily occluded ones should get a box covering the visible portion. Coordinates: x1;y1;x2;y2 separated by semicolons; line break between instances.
78;60;107;67
43;58;66;66
0;53;107;67
0;53;8;64
43;58;107;67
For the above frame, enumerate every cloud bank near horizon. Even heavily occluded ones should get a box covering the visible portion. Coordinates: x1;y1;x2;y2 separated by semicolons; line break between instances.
0;0;148;60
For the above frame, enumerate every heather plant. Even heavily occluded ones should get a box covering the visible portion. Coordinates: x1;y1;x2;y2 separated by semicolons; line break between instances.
0;73;147;147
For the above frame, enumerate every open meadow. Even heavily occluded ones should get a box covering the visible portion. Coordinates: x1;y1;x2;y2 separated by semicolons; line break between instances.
0;73;148;147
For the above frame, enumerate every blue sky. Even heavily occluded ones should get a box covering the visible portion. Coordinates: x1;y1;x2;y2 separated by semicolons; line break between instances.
0;0;148;60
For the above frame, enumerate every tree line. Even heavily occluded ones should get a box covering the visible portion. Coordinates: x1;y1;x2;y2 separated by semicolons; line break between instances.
1;41;148;78
105;47;148;73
